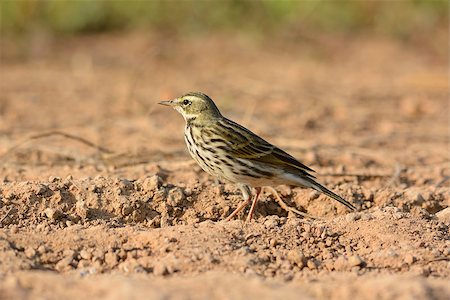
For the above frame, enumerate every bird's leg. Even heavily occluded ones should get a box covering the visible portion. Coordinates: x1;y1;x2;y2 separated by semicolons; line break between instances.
264;186;318;219
225;199;251;221
213;177;224;195
225;184;252;221
246;187;262;222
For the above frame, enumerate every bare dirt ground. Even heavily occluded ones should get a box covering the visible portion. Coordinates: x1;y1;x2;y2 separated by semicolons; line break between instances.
0;31;449;299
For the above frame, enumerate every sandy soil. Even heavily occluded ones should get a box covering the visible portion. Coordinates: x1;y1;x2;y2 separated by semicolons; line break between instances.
0;31;449;299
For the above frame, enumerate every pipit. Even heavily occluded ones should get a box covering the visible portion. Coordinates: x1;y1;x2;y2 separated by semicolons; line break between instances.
159;92;356;221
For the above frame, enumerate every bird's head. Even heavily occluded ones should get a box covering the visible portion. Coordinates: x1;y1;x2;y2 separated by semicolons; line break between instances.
159;92;222;122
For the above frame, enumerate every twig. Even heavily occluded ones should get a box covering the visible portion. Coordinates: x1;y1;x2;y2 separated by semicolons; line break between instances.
0;131;114;162
436;176;450;188
383;163;403;188
426;257;450;263
0;207;14;225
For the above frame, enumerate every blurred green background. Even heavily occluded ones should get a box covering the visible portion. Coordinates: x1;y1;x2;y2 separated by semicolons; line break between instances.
1;0;447;40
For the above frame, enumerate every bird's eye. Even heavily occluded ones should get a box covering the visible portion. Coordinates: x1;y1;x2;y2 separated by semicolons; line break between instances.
183;99;190;106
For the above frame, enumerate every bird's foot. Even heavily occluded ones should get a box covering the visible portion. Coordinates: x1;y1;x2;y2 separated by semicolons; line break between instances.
264;186;318;220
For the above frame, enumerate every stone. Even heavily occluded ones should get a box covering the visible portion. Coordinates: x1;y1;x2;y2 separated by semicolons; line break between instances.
307;259;319;270
37;245;48;254
345;213;361;222
92;249;105;262
55;256;74;272
105;251;119;267
79;260;91;269
153;262;168;276
63;249;76;259
436;207;450;223
348;255;365;267
168;187;185;206
76;200;89;220
309;191;320;200
48;176;61;183
24;247;36;259
79;249;92;260
44;208;62;221
264;217;279;229
269;239;278;247
404;254;417;265
143;175;162;191
287;250;307;268
334;256;347;271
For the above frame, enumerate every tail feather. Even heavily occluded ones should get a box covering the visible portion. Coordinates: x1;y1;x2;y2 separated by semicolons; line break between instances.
311;181;356;211
282;173;356;211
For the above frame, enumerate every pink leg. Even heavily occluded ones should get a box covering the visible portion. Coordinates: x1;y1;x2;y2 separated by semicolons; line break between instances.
246;187;262;222
225;198;251;221
226;184;252;221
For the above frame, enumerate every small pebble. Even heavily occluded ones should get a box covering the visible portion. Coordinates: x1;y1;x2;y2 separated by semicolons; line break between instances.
24;247;36;259
345;213;360;222
287;250;307;268
269;239;278;247
360;213;373;221
333;256;347;271
120;179;133;190
348;255;365;267
37;245;48;254
48;176;61;183
63;249;76;259
44;208;62;221
184;188;193;196
92;249;105;262
363;190;374;201
153;262;168;276
436;207;450;223
264;218;279;229
307;259;319;270
143;175;162;191
105;252;119;267
168;187;185;206
77;260;90;269
404;254;417;264
79;249;92;260
55;256;74;272
309;191;320;201
76;201;89;219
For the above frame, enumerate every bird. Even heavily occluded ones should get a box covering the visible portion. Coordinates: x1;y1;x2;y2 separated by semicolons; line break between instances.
159;92;356;221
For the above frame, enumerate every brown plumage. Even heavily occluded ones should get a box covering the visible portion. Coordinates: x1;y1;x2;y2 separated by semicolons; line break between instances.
159;92;356;221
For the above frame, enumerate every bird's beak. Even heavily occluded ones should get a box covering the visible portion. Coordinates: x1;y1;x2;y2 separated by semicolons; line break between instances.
158;100;176;107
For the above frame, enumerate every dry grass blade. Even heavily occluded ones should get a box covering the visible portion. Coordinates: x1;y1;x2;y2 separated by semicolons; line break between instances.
0;131;114;163
383;163;403;188
0;207;14;225
435;175;450;188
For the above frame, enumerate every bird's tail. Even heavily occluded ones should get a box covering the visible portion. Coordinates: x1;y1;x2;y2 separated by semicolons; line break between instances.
310;180;356;211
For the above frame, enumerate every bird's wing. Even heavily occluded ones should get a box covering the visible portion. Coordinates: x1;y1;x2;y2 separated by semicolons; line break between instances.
210;118;316;178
